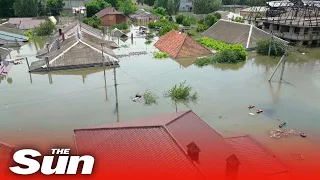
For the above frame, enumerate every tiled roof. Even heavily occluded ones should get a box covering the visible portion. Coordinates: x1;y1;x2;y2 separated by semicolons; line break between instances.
74;110;289;179
96;7;123;18
8;18;32;24
18;19;45;30
154;30;212;58
224;135;289;176
0;142;14;171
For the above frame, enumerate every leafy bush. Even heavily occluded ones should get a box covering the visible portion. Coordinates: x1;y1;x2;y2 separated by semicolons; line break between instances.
213;12;221;19
148;19;179;36
111;22;129;30
24;30;33;38
175;14;184;24
143;90;158;105
34;22;55;36
196;37;248;66
154;52;169;58
204;14;218;27
232;17;244;23
196;23;209;32
256;39;286;56
145;39;152;44
186;31;196;37
83;16;102;29
118;0;138;16
182;15;196;26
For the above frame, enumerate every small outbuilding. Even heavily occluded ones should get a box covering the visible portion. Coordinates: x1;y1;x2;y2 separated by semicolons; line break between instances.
96;7;127;26
129;9;159;23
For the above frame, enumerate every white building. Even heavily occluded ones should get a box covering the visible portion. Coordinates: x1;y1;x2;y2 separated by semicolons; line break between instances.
179;0;193;12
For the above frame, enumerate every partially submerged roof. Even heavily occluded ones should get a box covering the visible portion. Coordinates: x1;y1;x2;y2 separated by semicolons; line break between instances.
111;28;128;38
154;30;212;59
0;31;28;42
202;19;288;49
241;6;268;12
129;9;159;19
96;7;123;18
8;18;45;30
0;142;14;171
74;110;288;179
30;31;119;72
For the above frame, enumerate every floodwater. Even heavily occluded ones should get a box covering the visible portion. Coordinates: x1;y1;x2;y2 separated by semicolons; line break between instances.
1;29;320;172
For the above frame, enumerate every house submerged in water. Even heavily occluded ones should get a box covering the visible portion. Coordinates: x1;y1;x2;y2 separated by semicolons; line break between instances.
30;21;119;72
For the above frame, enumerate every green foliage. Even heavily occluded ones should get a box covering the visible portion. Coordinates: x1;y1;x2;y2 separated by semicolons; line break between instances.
193;0;222;14
143;90;158;105
154;52;169;58
196;23;209;32
13;0;38;17
83;16;102;29
182;15;196;26
24;30;33;38
175;14;184;24
85;0;112;17
0;0;14;17
111;22;129;30
145;39;153;44
153;7;167;17
196;37;248;65
213;12;221;19
256;39;286;56
186;31;196;37
34;21;55;36
60;12;74;17
148;19;179;36
164;81;199;112
118;0;138;16
46;0;65;16
144;0;156;6
232;17;244;23
166;0;180;15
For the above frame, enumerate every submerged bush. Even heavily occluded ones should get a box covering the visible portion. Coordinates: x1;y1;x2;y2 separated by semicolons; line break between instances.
175;14;185;24
143;90;158;105
83;16;102;29
256;39;286;56
153;52;169;59
145;39;152;44
111;22;129;30
182;15;196;26
148;19;179;36
34;21;55;36
24;29;33;38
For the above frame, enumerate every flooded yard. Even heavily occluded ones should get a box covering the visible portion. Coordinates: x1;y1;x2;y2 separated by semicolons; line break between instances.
1;27;320;172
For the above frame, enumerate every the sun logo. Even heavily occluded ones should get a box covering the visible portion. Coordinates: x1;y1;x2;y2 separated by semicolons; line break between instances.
9;149;94;175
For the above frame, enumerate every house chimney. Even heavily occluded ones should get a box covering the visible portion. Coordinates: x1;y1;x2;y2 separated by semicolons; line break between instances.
61;33;65;41
226;154;241;180
59;29;62;36
56;39;60;50
187;142;200;162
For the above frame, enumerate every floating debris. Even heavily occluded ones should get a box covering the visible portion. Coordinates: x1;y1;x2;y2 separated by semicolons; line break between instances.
249;113;255;116
248;105;255;109
279;122;287;128
116;51;148;58
269;129;297;138
256;109;263;114
300;133;307;138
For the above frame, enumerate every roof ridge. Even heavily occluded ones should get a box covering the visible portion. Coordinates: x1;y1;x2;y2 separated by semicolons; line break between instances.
165;110;192;126
161;126;207;178
74;125;163;132
174;32;188;58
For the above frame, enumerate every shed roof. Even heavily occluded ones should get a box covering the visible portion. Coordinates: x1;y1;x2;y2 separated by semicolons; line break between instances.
154;30;212;58
74;110;288;179
129;9;159;19
202;19;288;49
96;7;123;18
8;18;32;24
18;19;45;30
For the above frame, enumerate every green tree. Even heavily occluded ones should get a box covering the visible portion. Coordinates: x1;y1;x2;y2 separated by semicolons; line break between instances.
164;81;199;112
118;0;138;16
85;0;112;17
144;0;156;6
37;0;46;16
166;0;180;15
13;0;38;17
46;0;65;16
193;0;221;14
34;21;55;36
0;0;15;17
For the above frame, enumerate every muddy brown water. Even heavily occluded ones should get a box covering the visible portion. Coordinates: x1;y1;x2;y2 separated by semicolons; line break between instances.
0;32;319;172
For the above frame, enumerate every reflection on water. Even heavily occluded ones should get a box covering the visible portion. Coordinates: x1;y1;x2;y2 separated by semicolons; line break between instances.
211;61;246;71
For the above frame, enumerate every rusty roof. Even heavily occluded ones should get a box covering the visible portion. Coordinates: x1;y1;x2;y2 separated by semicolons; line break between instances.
154;30;212;58
96;7;123;18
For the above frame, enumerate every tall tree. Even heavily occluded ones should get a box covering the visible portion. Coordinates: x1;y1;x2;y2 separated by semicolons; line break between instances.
46;0;65;16
13;0;38;17
118;0;138;16
0;0;15;17
166;0;180;15
85;0;112;17
193;0;221;14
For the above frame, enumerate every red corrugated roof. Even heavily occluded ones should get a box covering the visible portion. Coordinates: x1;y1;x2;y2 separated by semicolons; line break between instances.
0;142;14;171
154;30;212;59
96;7;123;18
74;110;288;179
224;135;289;176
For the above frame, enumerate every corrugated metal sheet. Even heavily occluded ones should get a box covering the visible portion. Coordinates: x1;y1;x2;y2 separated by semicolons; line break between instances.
224;135;289;175
0;31;28;42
